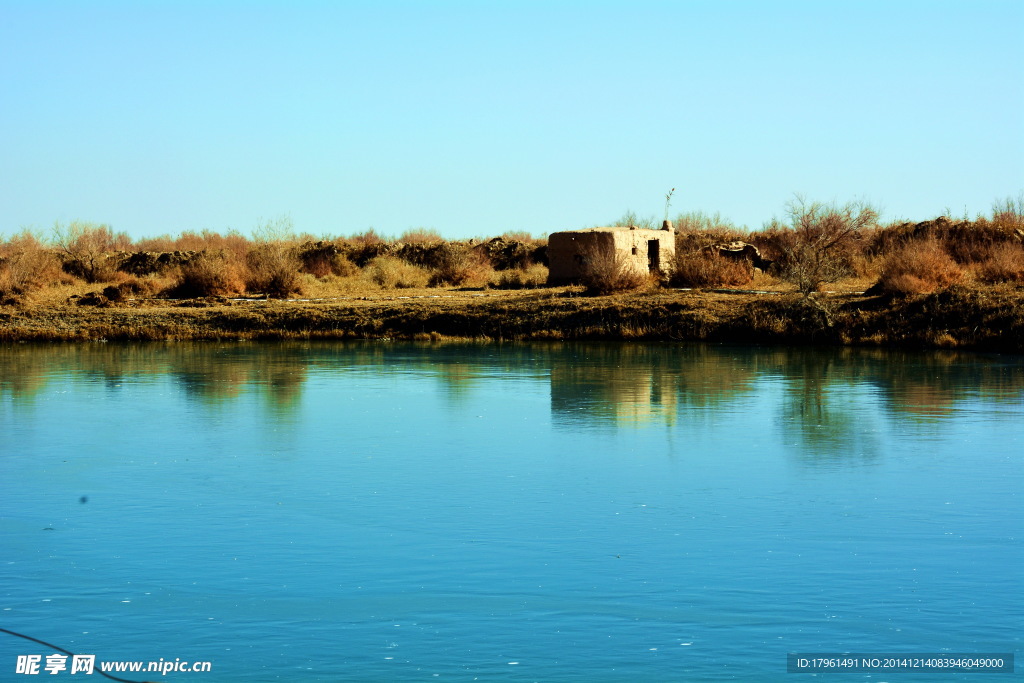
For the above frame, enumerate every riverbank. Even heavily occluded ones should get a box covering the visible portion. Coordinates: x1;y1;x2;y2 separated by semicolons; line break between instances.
1;284;1021;352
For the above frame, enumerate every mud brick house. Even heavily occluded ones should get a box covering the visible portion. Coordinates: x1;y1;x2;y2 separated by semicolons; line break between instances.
547;222;675;285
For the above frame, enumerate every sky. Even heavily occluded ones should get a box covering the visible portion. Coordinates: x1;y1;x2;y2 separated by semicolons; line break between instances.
1;0;1022;241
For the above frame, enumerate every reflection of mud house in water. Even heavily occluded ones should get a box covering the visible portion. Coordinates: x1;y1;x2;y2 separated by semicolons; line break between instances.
547;222;676;285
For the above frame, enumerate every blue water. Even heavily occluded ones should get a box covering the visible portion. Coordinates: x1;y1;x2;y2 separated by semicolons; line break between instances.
1;342;1021;681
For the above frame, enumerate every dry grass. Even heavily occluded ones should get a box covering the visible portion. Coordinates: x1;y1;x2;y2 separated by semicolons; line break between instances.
672;250;754;288
577;242;651;295
973;242;1024;284
134;229;250;260
672;211;750;249
428;244;495;287
0;231;68;301
296;241;359;278
348;228;389;245
2;286;1020;353
53;221;131;283
363;256;431;289
500;230;542;244
761;199;879;296
164;253;246;298
1;203;1020;341
873;238;964;295
399;228;444;244
991;192;1024;231
495;263;549;289
245;243;304;298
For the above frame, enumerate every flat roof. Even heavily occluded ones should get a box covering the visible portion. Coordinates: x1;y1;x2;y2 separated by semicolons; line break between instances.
551;226;669;234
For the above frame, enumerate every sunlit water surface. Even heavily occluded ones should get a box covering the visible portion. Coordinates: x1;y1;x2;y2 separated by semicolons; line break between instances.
1;342;1021;681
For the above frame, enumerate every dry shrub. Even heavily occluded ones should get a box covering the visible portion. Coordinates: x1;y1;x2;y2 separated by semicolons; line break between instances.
100;271;165;300
300;251;333;278
364;256;430;289
495;263;549;289
578;242;650;295
672;250;754;287
428;244;494;287
940;221;1016;265
500;230;540;244
0;231;65;299
133;234;177;252
0;269;19;303
160;230;250;261
349;228;388;245
991;192;1024;231
112;274;164;298
342;241;394;267
974;242;1024;284
846;245;881;280
297;241;358;278
611;211;658;230
764;198;877;295
476;237;544;270
874;238;963;295
101;281;143;303
399;228;443;244
164;253;245;298
53;221;131;283
672;211;749;252
116;250;200;277
868;218;1017;266
245;244;303;298
307;253;359;278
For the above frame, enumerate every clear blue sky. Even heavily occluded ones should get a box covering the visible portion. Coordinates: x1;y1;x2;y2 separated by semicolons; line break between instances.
2;0;1022;240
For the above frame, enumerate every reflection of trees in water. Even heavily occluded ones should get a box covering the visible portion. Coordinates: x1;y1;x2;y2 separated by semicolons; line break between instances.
545;344;1024;465
765;347;883;464
549;343;760;428
862;350;1024;421
166;345;306;416
0;341;549;414
1;342;1021;455
0;343;308;417
758;347;1024;464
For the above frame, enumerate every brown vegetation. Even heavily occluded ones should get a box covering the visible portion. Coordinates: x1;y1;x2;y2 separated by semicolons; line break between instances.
763;198;879;295
165;253;245;299
672;250;754;288
873;238;964;296
0;286;1020;353
974;242;1024;284
399;228;444;244
0;231;67;302
245;243;304;298
363;256;430;289
495;263;549;289
53;221;131;283
2;196;1022;351
427;243;494;287
577;241;652;295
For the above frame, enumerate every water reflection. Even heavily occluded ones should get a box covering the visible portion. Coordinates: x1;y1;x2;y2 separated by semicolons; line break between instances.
549;343;764;428
766;348;885;464
1;342;1021;456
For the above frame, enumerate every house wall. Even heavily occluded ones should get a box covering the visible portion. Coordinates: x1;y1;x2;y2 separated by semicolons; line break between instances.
547;228;675;285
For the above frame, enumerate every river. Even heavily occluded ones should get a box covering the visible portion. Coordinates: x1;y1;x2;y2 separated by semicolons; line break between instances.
1;342;1021;681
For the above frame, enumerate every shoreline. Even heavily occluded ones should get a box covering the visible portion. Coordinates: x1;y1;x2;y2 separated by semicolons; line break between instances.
1;285;1021;353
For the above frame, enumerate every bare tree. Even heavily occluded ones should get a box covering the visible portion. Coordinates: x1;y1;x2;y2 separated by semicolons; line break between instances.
773;197;878;296
51;221;130;283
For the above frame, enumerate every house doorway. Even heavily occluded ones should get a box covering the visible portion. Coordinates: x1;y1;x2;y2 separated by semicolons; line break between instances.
647;240;660;273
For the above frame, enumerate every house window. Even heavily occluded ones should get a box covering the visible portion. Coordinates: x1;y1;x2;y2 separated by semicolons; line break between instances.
632;246;638;255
